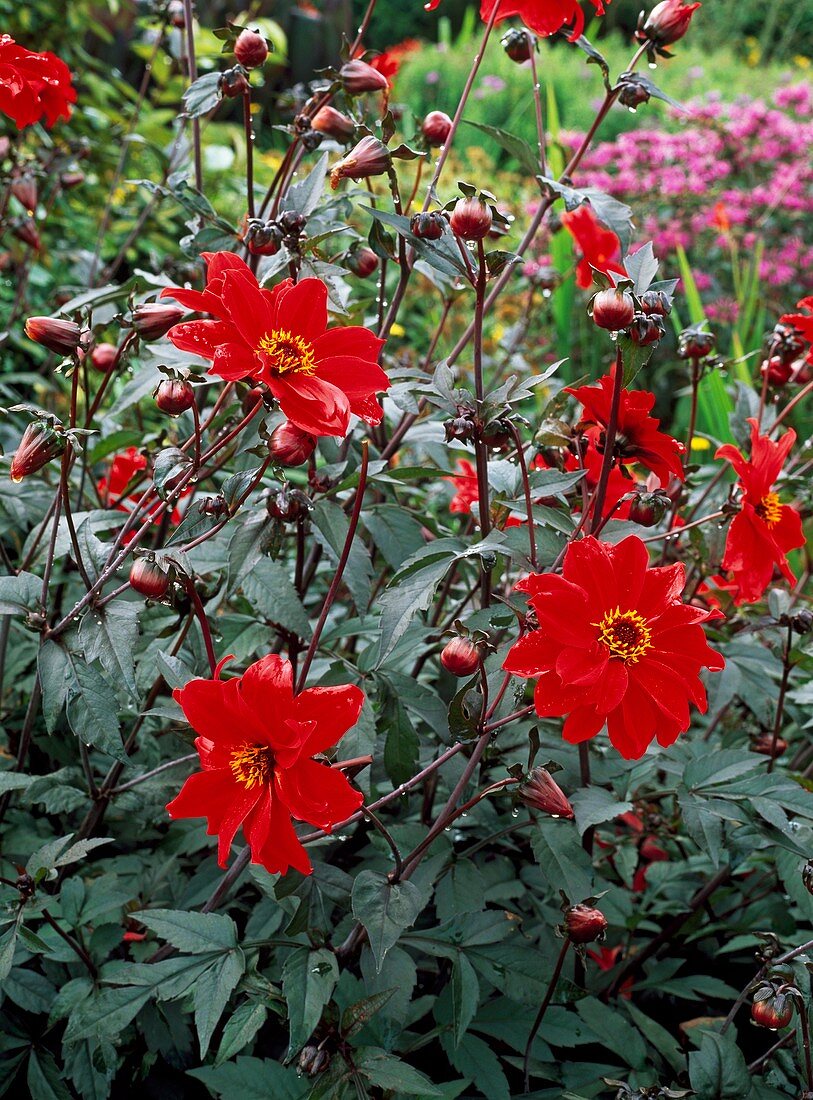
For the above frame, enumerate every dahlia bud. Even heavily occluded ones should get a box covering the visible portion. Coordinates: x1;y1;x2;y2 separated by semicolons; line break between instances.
628;314;664;346
421;110;453;147
347;245;379;278
751;734;787;758
268;421;316;467
638;1;702;49
234;29;269;70
242;386;265;415
639;289;671;316
590;288;635;331
11;174;37;213
627;490;670;527
339;59;389;95
12;220;40;250
155;378;195;416
278;210;307;236
677;328;715;359
802;859;813;895
751;992;793;1030
129;557;171;599
25;316;85;356
501;28;536;63
410;211;445;240
330;136;391;189
792;609;813;635
90;342;119;373
267;486;310;522
761;356;792;386
563;904;608;945
245;219;283;257
9;421;66;482
59;170;85;189
167;0;185;28
449;196;493;241
517;767;574;819
444;413;477;442
311;105;355;142
131;303;185;340
618;78;651;110
440;637;482;677
220;67;251;99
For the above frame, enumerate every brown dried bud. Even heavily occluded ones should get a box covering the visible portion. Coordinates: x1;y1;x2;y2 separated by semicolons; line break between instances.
792;609;813;635
131;303;185;341
339;59;389;95
590;288;635;331
268;421;316;467
12;219;40;249
563;904;608;945
421;110;453;147
501;28;536;63
618;77;651;110
444;413;477;442
129;557;171;599
90;342;119;373
234;29;269;69
449;196;492;241
59;170;85;189
25;316;85;356
751;992;793;1030
155;378;195;416
330;136;391;190
220;67;251;99
440;637;482;677
627;490;670;527
10;421;66;482
312;105;355;142
518;768;574;819
267;486;310;522
346;245;379;278
410;211;445;240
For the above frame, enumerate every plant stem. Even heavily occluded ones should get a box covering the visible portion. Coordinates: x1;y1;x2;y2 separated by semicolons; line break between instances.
767;621;794;774
509;421;538;570
109;753;198;795
41;907;98;979
589;347;624;533
243;92;255;220
182;0;203;192
183;579;217;676
528;43;546;177
362;807;403;880
472;238;492;607
523;938;571;1092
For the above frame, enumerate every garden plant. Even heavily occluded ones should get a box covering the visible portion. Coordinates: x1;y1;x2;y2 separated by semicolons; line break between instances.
0;1;811;1097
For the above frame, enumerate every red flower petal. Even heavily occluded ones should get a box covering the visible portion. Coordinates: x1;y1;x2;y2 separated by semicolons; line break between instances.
290;684;365;758
276;757;363;831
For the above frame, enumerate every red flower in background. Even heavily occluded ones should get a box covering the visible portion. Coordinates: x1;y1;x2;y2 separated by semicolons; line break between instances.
366;39;420;85
425;0;611;41
715;418;805;604
98;447;185;537
537;443;636;522
567;369;685;486
779;296;813;364
561;205;626;289
163;252;389;438
0;35;76;129
166;655;364;876
447;458;480;515
503;535;724;759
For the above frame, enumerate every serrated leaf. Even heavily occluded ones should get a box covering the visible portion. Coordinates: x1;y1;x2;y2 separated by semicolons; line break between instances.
570;788;633;836
79;602;139;697
531;819;593;902
67;659;125;760
351;870;423;973
282;947;338;1059
133;909;238;954
194;949;246;1058
215;1002;268;1065
240;558;311;638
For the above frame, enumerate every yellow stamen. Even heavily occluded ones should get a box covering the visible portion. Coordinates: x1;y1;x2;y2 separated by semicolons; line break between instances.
593;606;653;664
257;329;316;375
756;491;782;529
229;743;274;789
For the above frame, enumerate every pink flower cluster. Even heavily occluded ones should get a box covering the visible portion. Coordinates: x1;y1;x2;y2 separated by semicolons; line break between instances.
560;83;813;307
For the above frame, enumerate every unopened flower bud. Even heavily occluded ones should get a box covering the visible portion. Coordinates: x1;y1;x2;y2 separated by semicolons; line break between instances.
59;170;85;189
628;314;664;346
245;219;283;256
410;210;445;240
347;245;379;278
618;77;651;110
440;637;482;677
167;0;185;28
339;59;389;95
761;356;792;386
242;386;265;415
267;486;310;522
449;196;492;241
12;220;40;250
277;210;307;236
639;289;671;316
751;734;787;758
564;904;607;945
220;67;251;99
11;174;37;213
311;105;355;142
234;29;269;69
501;28;536;63
129;557;170;599
591;288;635;331
268;421;316;467
677;328;715;359
802;860;813;895
422;110;453;147
9;421;66;482
132;303;185;340
444;414;477;442
518;767;574;819
638;0;702;49
792;609;813;635
25;316;85;356
155;378;195;416
751;992;793;1030
330;136;391;189
628;490;670;527
91;342;118;373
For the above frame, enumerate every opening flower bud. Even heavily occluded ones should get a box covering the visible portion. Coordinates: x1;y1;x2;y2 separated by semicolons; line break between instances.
339;59;389;95
628;314;664;347
155;378;195;416
234;29;269;69
517;768;574;819
501;28;535;63
590;288;635;331
677;328;715;359
751;992;793;1030
25;316;85;356
638;1;702;49
440;637;482;677
245;219;283;256
90;342;119;373
268;421;317;467
563;904;608;945
421;110;453;147
129;557;171;599
9;421;66;482
330;136;391;189
639;290;671;316
312;105;355;142
449;196;493;241
347;245;379;278
132;303;185;340
410;211;445;240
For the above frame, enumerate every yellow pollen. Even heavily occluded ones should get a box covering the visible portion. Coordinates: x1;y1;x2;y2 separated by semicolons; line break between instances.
593;606;653;664
257;329;316;375
756;491;782;529
229;743;274;789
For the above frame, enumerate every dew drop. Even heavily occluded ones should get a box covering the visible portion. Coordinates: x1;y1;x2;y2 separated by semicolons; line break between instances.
649;61;657;70
511;808;519;818
627;107;637;114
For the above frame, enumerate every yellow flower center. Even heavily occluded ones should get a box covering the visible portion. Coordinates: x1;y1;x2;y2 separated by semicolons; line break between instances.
257;329;316;375
229;743;274;789
594;607;653;664
755;491;782;529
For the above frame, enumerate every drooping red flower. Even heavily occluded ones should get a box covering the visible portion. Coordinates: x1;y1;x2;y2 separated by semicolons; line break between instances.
567;369;686;486
162;252;389;438
561;205;627;289
166;654;364;876
715;418;805;605
425;0;611;41
503;535;724;759
0;35;76;129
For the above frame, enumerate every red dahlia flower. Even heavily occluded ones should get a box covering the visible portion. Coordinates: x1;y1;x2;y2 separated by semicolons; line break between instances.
561;205;626;289
166;654;364;875
503;535;724;759
425;0;611;42
447;458;480;515
567;369;685;486
715;418;805;604
162;252;389;438
98;447;185;537
0;35;76;129
779;296;813;364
